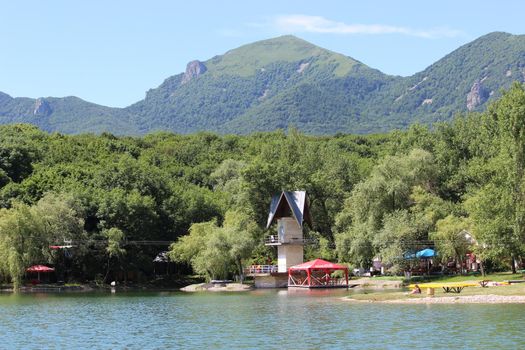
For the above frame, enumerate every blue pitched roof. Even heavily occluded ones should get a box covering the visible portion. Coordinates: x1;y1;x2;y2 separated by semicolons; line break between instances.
266;191;312;229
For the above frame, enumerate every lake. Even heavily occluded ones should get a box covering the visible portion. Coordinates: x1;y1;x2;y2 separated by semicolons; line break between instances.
0;289;524;349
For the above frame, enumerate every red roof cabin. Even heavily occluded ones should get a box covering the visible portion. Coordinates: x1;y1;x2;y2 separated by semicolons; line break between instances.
288;258;349;288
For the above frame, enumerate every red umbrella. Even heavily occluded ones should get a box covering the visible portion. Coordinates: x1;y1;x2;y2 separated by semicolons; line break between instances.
26;265;55;281
27;265;55;272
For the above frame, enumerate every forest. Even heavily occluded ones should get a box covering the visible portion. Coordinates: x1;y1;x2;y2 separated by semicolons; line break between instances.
0;83;524;288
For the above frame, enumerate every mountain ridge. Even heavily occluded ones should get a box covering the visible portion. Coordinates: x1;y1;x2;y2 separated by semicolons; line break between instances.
1;32;524;135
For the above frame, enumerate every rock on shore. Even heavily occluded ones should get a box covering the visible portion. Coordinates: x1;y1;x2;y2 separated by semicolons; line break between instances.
181;282;254;292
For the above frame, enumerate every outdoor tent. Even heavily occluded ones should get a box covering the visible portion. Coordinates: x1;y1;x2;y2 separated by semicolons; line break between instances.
288;258;349;288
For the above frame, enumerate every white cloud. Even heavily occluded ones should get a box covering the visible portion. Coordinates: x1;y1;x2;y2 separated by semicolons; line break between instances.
272;15;463;39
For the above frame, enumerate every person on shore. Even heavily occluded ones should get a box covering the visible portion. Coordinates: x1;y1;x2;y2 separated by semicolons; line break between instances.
410;284;421;294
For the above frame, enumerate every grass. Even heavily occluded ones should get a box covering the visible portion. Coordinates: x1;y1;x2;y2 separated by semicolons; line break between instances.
433;272;523;283
367;275;406;281
407;272;523;284
359;272;523;283
347;273;525;302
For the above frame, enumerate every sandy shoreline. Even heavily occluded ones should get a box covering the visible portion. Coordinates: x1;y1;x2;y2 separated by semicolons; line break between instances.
344;294;525;304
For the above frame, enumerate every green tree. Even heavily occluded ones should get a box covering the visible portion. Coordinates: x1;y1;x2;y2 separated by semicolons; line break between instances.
103;227;126;283
490;83;525;272
373;210;420;273
0;193;84;290
465;183;516;273
463;83;525;272
169;209;259;281
431;215;472;272
222;209;259;281
335;149;437;268
335;222;374;268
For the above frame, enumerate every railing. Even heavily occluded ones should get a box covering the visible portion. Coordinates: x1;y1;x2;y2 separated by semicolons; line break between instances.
316;277;348;286
264;236;317;245
288;274;348;287
245;265;278;274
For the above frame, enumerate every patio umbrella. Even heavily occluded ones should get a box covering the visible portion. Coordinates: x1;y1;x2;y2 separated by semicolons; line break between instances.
26;265;55;281
416;249;435;259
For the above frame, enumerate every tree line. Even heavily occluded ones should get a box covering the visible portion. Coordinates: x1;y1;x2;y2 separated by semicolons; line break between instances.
1;83;524;287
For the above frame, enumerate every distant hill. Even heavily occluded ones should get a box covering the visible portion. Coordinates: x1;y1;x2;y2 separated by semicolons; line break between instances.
367;31;525;129
0;93;136;134
1;32;524;135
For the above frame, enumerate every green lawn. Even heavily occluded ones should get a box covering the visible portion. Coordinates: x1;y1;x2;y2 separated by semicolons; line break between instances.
366;276;406;281
433;272;523;283
348;273;525;302
405;272;523;283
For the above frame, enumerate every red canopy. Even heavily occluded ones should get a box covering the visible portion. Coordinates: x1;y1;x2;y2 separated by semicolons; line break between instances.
26;265;55;273
289;258;348;271
288;259;349;288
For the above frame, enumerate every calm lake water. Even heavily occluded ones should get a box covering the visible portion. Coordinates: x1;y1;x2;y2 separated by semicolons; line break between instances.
0;289;524;349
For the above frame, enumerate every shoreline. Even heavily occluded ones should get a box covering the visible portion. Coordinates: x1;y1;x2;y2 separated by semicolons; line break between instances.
0;283;186;293
344;294;525;304
0;276;204;293
179;277;402;292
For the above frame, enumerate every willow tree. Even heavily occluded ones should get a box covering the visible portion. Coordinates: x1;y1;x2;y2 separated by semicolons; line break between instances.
0;193;84;290
222;209;259;282
169;209;259;281
334;149;437;268
0;204;38;290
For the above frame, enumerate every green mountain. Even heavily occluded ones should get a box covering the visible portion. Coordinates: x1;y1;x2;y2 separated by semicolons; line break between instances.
1;32;524;135
0;93;136;134
127;35;392;134
369;32;525;127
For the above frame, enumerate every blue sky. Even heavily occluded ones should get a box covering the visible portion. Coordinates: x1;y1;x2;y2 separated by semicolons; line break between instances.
1;0;524;107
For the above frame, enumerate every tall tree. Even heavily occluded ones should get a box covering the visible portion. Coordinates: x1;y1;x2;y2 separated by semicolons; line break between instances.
465;83;525;272
335;149;437;266
491;83;525;272
431;215;472;271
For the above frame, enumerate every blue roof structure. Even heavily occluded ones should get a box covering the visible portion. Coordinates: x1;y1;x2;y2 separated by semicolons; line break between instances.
416;248;436;259
266;191;313;229
404;248;436;260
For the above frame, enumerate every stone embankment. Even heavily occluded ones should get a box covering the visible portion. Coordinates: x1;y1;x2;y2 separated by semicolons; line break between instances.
181;282;253;292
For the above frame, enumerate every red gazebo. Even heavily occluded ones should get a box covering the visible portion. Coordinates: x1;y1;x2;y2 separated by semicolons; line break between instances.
288;259;349;288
